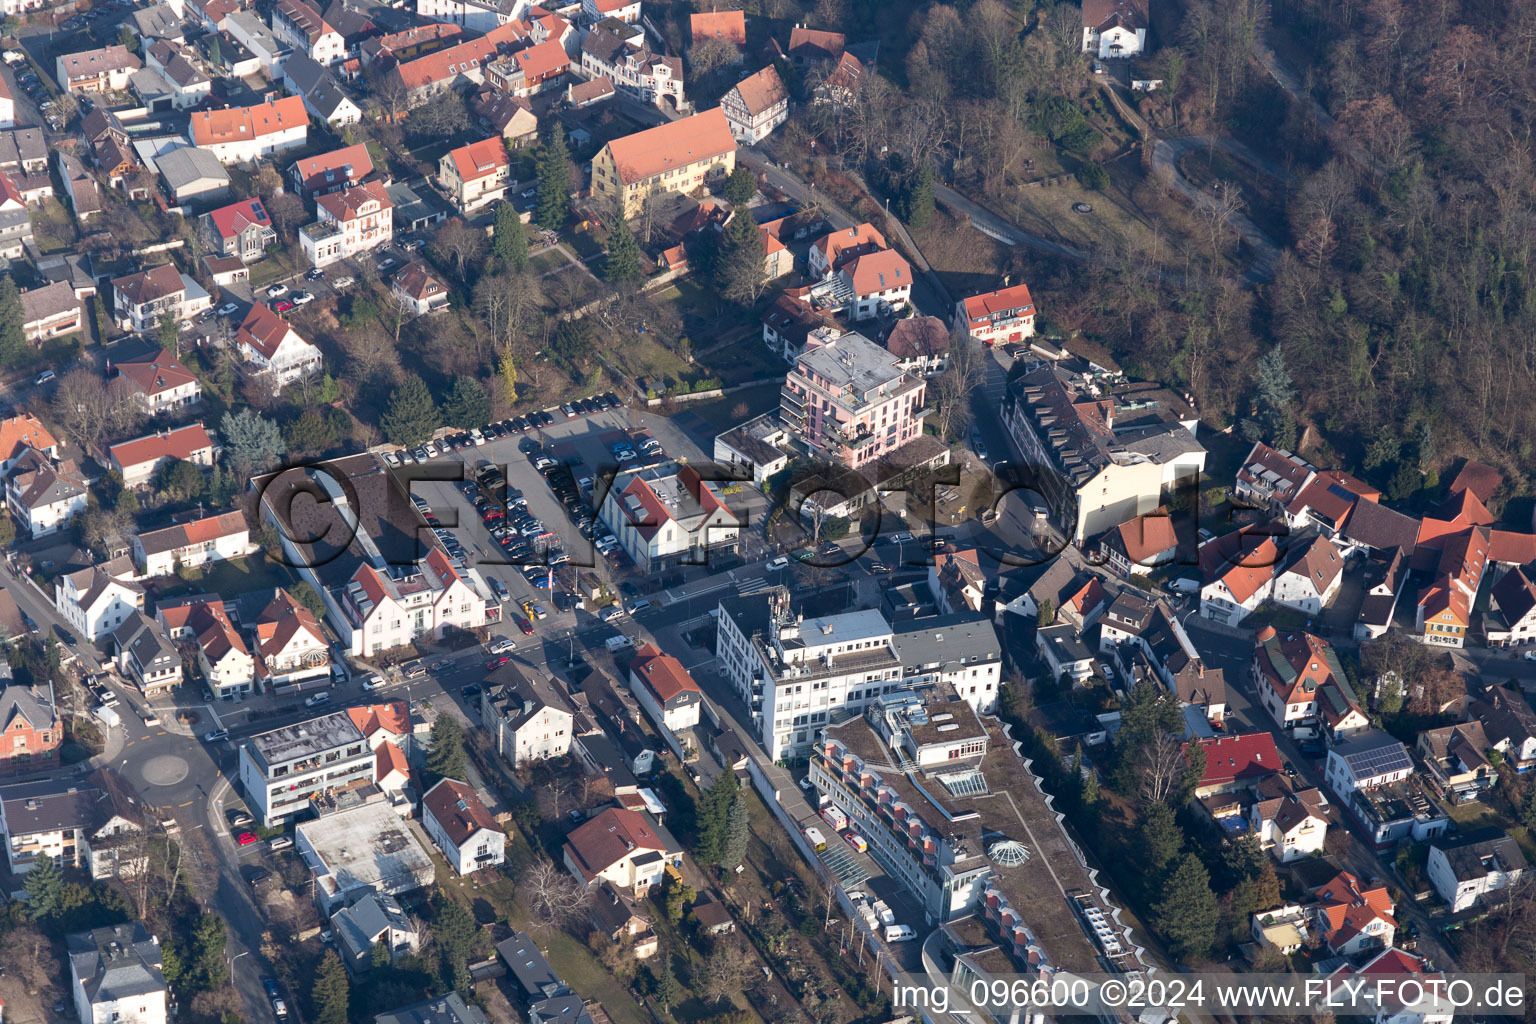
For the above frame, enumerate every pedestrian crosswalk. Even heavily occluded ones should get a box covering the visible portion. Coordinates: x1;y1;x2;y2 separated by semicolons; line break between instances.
735;576;769;596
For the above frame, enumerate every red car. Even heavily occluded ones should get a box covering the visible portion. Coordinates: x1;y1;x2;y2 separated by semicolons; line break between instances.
486;655;511;669
273;299;295;312
515;616;534;636
237;832;257;846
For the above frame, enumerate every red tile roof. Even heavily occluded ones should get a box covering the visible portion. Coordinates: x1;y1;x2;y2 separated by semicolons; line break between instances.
812;222;886;272
236;303;296;360
513;37;569;80
315;179;392;222
348;701;409;739
691;10;745;46
787;25;844;61
108;423;214;470
631;643;701;703
603;108;735;184
1189;732;1281;790
290;142;374;192
394;23;526;91
446;135;509;184
0;414;59;462
423;778;500;846
376;738;409;783
1112;512;1178;565
189;95;307;147
1198;527;1280;604
563;807;669;880
1450;459;1502;504
205;197;271;239
843;248;910;295
960;282;1036;327
114;349;198;397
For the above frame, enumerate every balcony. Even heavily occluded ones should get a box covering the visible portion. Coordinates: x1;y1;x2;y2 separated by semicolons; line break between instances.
301;221;342;243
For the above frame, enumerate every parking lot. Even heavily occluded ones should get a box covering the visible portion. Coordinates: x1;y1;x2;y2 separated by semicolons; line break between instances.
396;401;717;641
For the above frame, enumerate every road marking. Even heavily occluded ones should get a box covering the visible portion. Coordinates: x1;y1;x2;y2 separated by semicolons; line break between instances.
178;800;193;807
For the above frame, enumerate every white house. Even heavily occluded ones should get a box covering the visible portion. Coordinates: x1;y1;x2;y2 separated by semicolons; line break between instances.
4;449;88;538
235;304;323;388
187;95;308;164
331;893;420;975
110;265;212;334
1330;948;1453;1024
68;922;169;1024
238;712;374;827
158;598;254;699
1197;528;1278;625
422;778;505;875
1485;565;1536;647
562;807;680;897
483;669;573;768
0;775;143;876
131;510;252;578
56;564;145;641
598;462;740;574
1324;729;1413;802
1082;0;1148;59
1426;834;1527;913
721;65;788;144
108;423;216;489
627;643;703;735
301;180;393;269
955;282;1036;347
269;0;345;65
579;20;682;110
437;136;511;213
252;589;330;689
1249;789;1328;863
337;550;485;658
1271;535;1344;615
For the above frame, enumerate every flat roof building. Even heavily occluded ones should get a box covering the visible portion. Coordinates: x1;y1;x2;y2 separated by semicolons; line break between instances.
296;799;435;912
238;711;373;826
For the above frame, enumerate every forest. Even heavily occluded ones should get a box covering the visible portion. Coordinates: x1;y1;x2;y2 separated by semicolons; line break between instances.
740;0;1536;507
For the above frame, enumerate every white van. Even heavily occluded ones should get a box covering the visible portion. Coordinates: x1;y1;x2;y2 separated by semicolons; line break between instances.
767;556;789;571
605;635;634;652
304;692;331;708
884;924;916;943
803;826;827;850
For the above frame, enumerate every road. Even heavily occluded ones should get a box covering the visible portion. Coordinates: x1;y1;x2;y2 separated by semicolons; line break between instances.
1148;135;1287;282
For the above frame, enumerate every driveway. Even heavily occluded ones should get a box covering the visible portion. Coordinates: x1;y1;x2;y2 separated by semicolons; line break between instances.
1148;135;1287;282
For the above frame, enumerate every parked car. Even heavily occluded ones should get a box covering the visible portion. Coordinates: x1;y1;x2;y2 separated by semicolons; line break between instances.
273;299;294;312
376;256;397;272
290;291;314;306
237;832;257;845
34;370;55;385
304;692;330;708
305;267;325;280
265;283;288;298
204;729;229;743
217;302;239;316
361;675;385;692
332;275;355;289
488;635;516;654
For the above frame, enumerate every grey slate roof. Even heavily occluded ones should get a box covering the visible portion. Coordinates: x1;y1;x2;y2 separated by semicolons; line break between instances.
155;144;230;191
111;612;178;678
333;891;411;962
67;922;167;1007
496;930;565;1001
890;612;1000;672
1434;832;1528;882
372;992;488;1024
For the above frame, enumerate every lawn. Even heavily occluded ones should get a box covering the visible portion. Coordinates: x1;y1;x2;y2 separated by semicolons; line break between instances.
529;247;569;275
696;336;784;387
247;258;289;289
152;554;298;602
999;164;1166;254
608;333;692;392
566;224;608;262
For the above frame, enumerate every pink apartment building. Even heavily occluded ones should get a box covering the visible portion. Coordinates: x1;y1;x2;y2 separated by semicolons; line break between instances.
779;332;927;469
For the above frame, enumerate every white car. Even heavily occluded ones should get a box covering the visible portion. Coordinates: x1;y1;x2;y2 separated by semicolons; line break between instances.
217;302;239;316
1523;650;1536;662
767;556;789;571
332;275;355;289
266;283;288;298
469;428;487;446
290;291;315;306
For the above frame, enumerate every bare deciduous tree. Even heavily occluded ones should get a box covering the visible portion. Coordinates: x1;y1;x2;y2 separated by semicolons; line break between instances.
433;219;487;281
520;855;592;929
931;326;985;441
50;369;141;451
701;941;758;1006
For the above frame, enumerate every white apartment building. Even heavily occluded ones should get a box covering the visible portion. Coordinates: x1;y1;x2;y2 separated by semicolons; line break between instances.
55;565;144;642
715;589;1000;761
1426;835;1527;913
301;180;393;268
110;264;211;333
269;0;345;65
339;549;485;657
482;668;573;768
238;712;374;826
187;95;308;164
1002;363;1205;543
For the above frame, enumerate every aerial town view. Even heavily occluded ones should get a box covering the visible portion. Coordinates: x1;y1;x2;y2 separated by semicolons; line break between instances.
0;0;1528;1021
